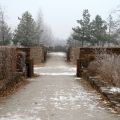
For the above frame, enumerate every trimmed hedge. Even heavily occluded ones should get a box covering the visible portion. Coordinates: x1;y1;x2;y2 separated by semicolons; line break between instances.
0;46;16;89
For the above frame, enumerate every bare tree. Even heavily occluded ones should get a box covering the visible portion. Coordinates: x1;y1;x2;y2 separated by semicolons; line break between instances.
36;10;44;45
109;6;120;45
36;10;54;47
0;7;12;45
40;25;54;47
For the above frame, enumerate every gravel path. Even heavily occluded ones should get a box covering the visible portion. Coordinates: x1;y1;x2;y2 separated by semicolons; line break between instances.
0;52;119;120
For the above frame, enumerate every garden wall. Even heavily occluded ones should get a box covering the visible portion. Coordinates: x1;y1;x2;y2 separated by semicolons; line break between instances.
67;47;120;64
0;46;47;91
67;47;80;64
79;47;120;62
17;46;47;65
76;47;120;77
30;46;47;65
68;47;120;62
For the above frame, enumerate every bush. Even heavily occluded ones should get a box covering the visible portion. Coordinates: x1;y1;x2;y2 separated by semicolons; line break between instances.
0;46;16;85
88;52;120;87
88;61;100;76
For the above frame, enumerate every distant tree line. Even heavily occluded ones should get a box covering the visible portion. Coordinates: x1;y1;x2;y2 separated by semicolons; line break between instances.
67;9;120;47
0;6;54;47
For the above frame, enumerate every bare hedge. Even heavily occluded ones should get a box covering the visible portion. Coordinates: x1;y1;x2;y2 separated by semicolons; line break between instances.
88;52;120;87
0;46;16;88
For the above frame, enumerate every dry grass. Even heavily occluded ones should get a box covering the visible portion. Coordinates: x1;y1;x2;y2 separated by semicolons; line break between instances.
0;46;16;81
88;52;120;87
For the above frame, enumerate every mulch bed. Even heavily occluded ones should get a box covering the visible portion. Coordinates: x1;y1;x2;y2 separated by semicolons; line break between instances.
0;79;29;97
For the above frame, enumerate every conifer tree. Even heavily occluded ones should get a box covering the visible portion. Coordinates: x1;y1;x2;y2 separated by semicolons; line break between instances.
72;9;91;47
13;11;37;46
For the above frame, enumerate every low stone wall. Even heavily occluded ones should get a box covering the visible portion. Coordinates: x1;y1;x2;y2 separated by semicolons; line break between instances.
82;70;120;113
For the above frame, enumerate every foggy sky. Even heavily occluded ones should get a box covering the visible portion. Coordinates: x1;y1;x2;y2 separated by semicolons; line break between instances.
0;0;120;39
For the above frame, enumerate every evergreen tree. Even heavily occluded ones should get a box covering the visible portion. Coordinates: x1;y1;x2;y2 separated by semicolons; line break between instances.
90;15;107;46
107;15;117;45
13;11;37;47
67;36;74;47
72;9;91;47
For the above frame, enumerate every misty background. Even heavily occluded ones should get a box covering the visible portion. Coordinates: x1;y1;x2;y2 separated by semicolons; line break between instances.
0;0;120;47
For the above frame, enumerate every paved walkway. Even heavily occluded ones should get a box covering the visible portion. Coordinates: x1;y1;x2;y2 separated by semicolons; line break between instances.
0;52;120;120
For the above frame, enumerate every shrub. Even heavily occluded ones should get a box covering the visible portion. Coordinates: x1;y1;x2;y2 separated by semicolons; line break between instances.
88;61;100;76
0;46;16;86
88;52;120;87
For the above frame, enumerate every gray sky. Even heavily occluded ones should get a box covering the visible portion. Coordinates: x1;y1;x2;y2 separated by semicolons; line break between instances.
0;0;120;39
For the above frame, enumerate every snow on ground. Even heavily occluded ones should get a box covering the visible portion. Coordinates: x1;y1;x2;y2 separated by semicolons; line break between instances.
34;66;76;76
48;52;65;57
110;87;120;93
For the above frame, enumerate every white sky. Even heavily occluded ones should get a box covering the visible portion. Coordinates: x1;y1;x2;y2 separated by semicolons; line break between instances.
0;0;120;39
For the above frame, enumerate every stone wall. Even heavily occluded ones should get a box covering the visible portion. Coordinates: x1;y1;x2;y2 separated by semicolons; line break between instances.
30;47;47;65
68;47;80;64
79;47;120;62
0;46;47;91
68;47;120;65
17;47;47;65
76;47;120;77
82;71;120;113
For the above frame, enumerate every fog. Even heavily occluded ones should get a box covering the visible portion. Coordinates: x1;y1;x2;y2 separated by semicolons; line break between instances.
0;0;120;39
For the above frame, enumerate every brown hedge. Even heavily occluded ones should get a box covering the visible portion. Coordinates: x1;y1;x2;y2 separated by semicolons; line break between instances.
0;46;16;88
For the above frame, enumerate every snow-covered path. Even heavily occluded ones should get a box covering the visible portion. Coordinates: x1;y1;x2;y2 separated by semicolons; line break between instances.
0;52;119;120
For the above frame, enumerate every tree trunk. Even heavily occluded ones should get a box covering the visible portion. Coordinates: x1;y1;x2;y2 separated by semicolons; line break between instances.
81;39;84;47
